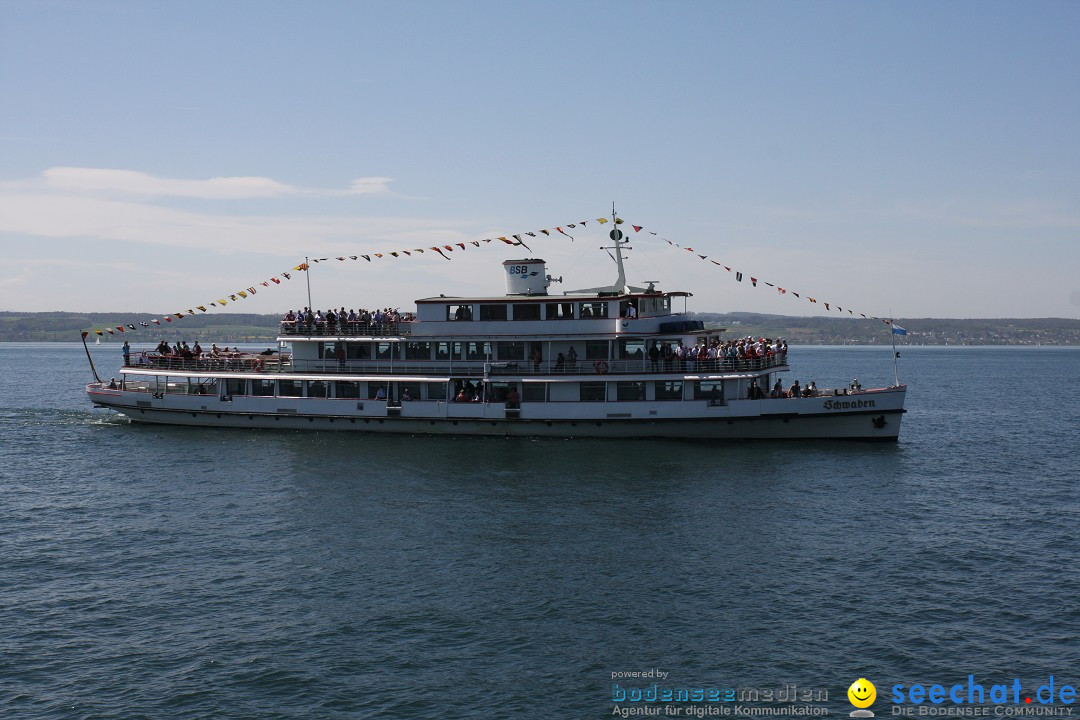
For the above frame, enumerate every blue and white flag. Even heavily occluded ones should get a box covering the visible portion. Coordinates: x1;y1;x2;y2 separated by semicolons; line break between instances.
892;325;908;335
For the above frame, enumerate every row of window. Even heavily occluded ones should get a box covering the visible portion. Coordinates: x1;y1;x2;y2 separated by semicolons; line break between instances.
444;298;673;322
448;301;613;321
317;338;696;362
212;378;725;403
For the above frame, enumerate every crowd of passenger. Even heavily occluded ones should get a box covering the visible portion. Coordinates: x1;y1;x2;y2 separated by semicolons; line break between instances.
281;307;415;334
640;336;788;372
131;340;274;370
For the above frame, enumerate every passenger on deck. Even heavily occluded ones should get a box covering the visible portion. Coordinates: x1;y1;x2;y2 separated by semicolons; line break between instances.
789;380;801;398
375;386;387;401
555;353;565;371
401;388;412;401
771;379;784;398
455;389;468;402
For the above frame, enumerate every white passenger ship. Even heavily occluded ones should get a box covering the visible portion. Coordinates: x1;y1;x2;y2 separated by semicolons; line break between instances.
86;231;906;440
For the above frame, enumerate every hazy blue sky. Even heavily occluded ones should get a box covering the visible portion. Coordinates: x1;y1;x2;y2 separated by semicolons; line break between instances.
2;1;1078;322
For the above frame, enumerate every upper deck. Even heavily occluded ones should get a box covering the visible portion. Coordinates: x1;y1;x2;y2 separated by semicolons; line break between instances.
277;290;702;342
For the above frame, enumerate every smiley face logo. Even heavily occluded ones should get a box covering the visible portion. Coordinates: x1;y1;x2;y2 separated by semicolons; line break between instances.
848;678;876;709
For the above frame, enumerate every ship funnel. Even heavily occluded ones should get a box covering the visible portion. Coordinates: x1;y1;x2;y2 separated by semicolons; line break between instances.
503;259;549;295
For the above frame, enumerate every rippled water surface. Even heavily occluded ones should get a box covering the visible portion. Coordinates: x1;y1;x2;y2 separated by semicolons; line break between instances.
2;343;1078;719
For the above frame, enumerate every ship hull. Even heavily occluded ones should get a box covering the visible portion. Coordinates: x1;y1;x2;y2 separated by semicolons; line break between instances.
87;385;906;441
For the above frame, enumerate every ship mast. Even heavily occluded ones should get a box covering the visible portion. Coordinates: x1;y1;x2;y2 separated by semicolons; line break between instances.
609;203;628;293
564;203;643;295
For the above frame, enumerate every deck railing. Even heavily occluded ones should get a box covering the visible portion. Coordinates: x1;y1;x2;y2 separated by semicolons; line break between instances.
278;321;412;337
123;351;787;377
127;352;293;373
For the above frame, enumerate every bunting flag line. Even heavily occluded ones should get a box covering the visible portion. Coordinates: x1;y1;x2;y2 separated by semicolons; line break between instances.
625;219;901;330
83;213;617;337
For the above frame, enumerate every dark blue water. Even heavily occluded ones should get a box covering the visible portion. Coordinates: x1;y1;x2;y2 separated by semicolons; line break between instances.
2;343;1078;719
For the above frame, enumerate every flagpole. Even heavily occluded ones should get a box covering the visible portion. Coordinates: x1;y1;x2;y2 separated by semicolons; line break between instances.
890;309;900;387
305;256;313;312
80;332;102;383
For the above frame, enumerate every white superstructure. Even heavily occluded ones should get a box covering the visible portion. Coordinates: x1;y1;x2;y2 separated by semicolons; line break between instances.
86;241;907;440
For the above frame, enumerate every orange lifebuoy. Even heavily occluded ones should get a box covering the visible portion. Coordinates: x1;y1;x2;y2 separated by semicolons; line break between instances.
594;360;609;374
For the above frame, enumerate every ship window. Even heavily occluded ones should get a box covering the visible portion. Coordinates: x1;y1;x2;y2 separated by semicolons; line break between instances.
375;342;396;360
307;380;329;398
585;340;609;360
435;342;453;360
638;296;670;315
618;338;645;359
487;382;510;403
465;341;490;360
427;382;448;400
579;301;608;318
545;302;574;320
616;381;645;402
579;382;606;402
347;343;369;360
522;383;547;402
479;304;508;321
654;381;683;401
511;303;541;321
694;380;725;405
397;382;422;402
404;342;431;360
496;342;526;361
279;379;303;397
251;379;275;396
320;342;336;359
335;381;361;399
226;378;247;396
448;304;473;321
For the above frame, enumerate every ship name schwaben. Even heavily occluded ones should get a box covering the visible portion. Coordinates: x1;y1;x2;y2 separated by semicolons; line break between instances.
822;399;877;410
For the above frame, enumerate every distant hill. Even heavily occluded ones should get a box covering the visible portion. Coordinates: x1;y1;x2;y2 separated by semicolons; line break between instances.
0;312;282;343
691;312;1080;346
1;310;1078;345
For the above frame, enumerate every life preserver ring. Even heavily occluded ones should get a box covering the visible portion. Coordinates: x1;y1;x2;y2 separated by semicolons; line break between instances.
252;357;265;371
594;360;609;374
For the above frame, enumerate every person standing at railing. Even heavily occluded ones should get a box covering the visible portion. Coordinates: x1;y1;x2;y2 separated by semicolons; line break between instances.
122;341;130;366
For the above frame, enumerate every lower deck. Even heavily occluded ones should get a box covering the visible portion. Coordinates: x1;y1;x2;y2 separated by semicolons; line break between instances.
87;379;906;440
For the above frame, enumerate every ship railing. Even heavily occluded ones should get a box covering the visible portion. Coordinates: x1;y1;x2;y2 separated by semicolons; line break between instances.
279;321;412;337
285;351;787;376
127;351;294;373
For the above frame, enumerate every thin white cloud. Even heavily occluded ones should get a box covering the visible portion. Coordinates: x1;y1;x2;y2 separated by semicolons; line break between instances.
1;167;393;199
0;191;467;257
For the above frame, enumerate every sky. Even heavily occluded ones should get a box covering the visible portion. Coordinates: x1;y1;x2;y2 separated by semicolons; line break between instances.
1;0;1078;322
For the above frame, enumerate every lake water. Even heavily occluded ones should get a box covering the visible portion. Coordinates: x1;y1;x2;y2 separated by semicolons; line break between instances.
2;343;1078;719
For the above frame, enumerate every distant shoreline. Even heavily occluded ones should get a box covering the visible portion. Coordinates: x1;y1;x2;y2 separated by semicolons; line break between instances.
1;311;1077;345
